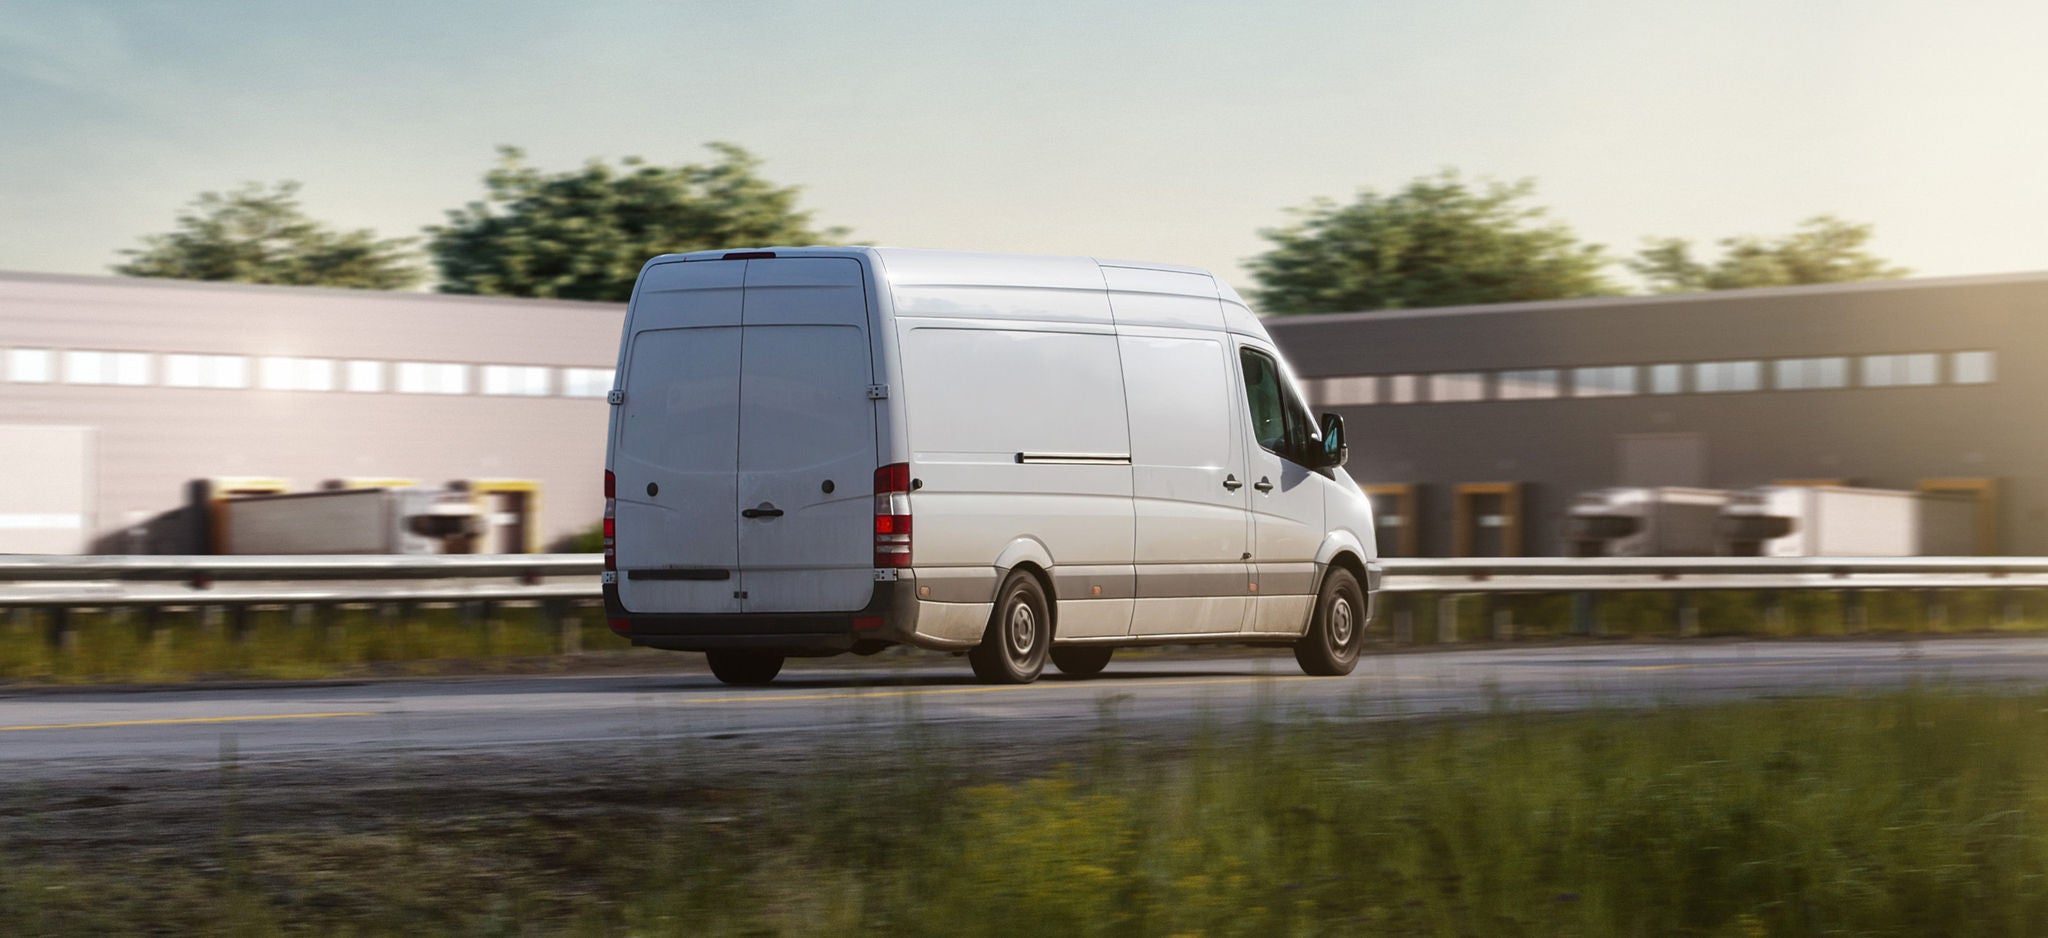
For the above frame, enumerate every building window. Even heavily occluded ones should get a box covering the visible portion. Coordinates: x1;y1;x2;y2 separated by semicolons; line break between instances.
63;350;150;386
259;356;336;391
345;360;385;392
1571;365;1636;398
1952;350;1995;384
1309;375;1377;406
5;348;52;383
482;364;553;397
164;353;249;389
1648;363;1683;394
1385;373;1418;404
1774;356;1847;390
1693;360;1761;393
1862;352;1938;387
562;367;615;398
1428;372;1486;403
1497;368;1560;400
397;362;469;395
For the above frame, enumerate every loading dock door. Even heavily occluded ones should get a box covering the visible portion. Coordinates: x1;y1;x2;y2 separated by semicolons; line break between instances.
1362;483;1418;557
1453;482;1523;557
0;426;92;554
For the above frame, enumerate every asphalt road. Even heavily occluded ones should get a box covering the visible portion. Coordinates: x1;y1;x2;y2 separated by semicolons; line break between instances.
5;637;2047;783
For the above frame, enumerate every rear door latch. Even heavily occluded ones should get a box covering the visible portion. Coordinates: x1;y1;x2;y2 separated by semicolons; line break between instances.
607;389;625;405
866;384;889;400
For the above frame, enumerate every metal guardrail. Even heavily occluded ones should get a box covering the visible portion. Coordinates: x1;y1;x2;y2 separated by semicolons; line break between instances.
1;554;2043;642
0;554;598;607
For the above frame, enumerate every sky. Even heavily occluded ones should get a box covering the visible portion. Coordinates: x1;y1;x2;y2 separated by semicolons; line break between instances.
2;0;2045;293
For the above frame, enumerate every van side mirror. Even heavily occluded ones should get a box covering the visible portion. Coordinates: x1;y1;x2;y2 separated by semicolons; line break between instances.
1316;413;1348;469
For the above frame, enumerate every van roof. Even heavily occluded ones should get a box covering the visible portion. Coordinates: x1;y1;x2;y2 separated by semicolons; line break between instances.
644;246;1214;293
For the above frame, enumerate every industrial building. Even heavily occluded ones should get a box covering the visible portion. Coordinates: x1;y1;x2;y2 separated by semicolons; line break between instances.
1267;271;2039;557
0;271;622;554
2;265;2040;557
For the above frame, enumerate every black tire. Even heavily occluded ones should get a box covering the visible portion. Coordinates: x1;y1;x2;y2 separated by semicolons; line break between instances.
1294;567;1365;676
968;571;1051;684
1050;645;1113;678
706;650;784;685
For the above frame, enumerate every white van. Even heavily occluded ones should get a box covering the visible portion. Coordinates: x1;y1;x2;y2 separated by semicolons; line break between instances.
600;247;1380;685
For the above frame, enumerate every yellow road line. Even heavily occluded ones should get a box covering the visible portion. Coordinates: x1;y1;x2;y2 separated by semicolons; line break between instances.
0;711;376;733
681;675;1306;706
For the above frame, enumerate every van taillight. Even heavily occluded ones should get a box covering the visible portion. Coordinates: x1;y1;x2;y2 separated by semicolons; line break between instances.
603;470;617;571
874;462;912;568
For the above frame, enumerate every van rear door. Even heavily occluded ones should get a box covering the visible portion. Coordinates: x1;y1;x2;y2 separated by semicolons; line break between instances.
733;257;878;613
612;256;878;617
612;261;746;614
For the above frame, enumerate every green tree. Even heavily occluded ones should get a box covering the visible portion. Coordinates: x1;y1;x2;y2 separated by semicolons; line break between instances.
1247;171;1614;314
428;143;849;302
1630;216;1909;293
114;181;425;289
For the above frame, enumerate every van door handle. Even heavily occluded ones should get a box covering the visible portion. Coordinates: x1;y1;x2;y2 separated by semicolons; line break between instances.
1253;477;1275;493
741;505;784;519
1222;475;1242;491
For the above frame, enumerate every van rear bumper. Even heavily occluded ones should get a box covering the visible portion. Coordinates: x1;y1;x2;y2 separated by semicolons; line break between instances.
604;581;899;655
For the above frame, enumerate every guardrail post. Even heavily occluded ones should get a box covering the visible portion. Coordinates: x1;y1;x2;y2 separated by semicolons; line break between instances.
1841;591;1867;634
1759;591;1786;635
549;600;582;655
1921;590;1948;633
1571;592;1598;637
1489;597;1513;642
46;607;77;657
2003;590;2025;629
229;605;253;646
1437;594;1459;644
309;603;336;648
1674;591;1698;638
1392;595;1414;644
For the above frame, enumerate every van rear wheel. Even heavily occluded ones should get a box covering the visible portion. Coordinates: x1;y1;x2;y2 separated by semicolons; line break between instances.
706;650;784;685
1050;645;1113;677
969;571;1050;684
1294;567;1364;676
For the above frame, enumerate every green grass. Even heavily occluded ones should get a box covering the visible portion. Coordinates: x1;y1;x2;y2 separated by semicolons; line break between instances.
6;588;2048;685
0;602;627;683
7;689;2048;935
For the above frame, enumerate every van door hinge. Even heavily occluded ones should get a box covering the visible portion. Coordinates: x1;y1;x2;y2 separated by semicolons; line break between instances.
606;389;625;405
866;384;889;400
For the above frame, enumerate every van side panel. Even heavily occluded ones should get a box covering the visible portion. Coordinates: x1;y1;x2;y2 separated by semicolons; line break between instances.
897;318;1135;638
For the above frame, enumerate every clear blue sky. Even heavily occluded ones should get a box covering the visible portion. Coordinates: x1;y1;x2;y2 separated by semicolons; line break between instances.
3;0;2043;292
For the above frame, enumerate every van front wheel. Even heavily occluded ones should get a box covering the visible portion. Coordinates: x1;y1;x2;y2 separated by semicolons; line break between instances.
969;571;1050;684
706;650;784;685
1294;568;1364;676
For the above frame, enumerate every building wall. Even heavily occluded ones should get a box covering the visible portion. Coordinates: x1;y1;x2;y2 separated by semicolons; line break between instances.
0;272;626;553
7;267;2045;557
1265;273;2048;556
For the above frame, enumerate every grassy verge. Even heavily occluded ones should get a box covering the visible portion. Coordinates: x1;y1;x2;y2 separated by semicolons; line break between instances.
9;588;2048;685
0;602;637;683
6;689;2048;935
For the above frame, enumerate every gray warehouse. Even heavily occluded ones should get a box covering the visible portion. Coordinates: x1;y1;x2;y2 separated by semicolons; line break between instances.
1269;272;2038;557
2;265;2039;557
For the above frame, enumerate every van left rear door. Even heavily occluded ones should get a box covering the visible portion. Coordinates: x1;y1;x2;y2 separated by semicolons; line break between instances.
612;261;745;615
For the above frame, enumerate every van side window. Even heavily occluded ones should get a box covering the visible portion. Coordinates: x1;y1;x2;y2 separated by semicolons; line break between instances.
1240;348;1316;462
